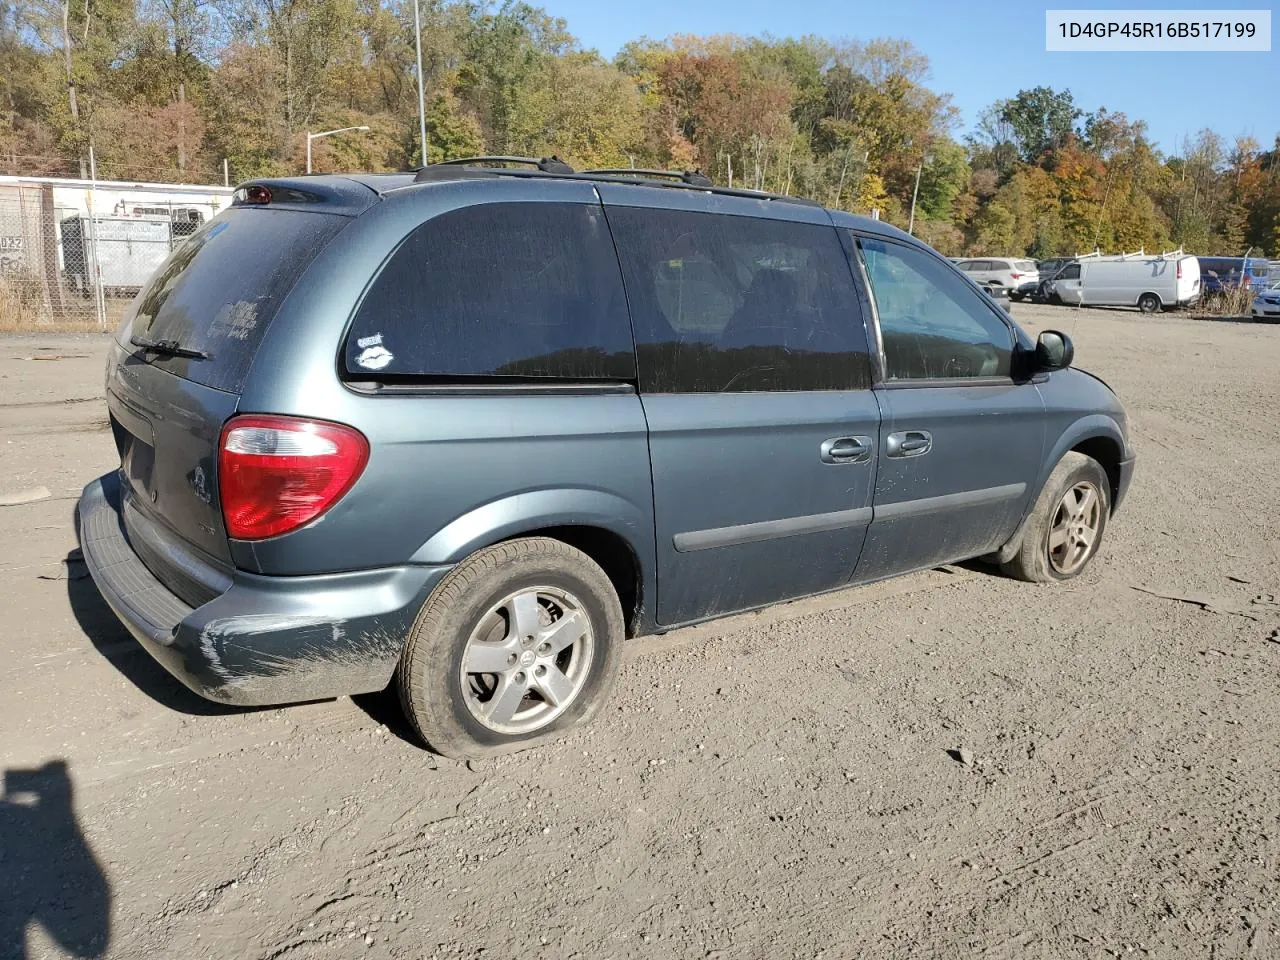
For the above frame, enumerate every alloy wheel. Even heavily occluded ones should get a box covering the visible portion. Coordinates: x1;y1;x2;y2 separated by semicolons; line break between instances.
1047;481;1103;575
459;586;594;735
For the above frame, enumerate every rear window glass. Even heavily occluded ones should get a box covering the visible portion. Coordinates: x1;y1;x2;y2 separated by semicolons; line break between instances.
343;202;635;381
1015;260;1037;271
121;207;348;393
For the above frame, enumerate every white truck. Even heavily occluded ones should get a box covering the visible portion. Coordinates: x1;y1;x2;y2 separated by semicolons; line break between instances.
1049;250;1201;313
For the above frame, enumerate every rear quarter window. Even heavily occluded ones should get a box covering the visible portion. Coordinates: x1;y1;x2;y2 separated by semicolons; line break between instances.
121;207;350;393
343;202;635;381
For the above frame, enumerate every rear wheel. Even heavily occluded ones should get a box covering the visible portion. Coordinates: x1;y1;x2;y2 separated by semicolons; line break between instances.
1001;452;1110;583
397;537;624;759
1137;293;1161;314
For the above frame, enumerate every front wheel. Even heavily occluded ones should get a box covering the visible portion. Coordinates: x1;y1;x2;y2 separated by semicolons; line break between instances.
1001;452;1111;583
396;537;624;759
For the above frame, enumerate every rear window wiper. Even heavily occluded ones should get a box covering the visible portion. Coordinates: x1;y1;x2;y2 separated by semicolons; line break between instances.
130;335;210;360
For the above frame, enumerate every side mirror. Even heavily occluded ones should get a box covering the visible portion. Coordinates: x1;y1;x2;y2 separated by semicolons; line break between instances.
1000;300;1013;314
1036;330;1074;371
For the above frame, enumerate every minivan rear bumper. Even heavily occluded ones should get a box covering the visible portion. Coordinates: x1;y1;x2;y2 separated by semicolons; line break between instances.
76;472;450;706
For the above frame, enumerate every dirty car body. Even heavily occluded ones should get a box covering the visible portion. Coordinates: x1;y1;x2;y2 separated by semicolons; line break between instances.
77;165;1135;732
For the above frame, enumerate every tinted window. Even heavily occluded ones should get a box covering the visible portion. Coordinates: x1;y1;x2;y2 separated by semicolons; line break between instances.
123;208;349;393
857;236;1013;381
1059;263;1081;279
607;207;871;393
345;202;635;380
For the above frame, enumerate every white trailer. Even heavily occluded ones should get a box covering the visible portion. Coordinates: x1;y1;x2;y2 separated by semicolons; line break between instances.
0;175;233;226
1050;249;1201;313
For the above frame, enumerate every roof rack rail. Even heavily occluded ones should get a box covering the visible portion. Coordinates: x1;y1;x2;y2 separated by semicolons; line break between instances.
584;168;714;188
414;155;573;181
406;159;824;207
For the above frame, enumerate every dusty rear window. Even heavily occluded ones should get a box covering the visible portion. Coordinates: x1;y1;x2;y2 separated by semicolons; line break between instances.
120;207;349;393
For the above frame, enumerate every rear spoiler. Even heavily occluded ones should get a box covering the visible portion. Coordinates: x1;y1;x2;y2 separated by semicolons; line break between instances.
231;177;380;217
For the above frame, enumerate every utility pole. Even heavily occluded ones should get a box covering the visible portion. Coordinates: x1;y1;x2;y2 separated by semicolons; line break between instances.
413;0;428;166
908;160;924;235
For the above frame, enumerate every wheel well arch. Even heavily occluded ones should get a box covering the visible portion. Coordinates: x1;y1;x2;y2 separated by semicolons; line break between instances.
1138;291;1162;307
499;525;643;638
1071;435;1123;512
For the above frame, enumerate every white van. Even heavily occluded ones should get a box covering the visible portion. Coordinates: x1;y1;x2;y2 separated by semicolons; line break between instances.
1049;252;1200;313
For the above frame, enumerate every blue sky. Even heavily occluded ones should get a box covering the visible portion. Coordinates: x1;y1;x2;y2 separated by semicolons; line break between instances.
538;0;1279;156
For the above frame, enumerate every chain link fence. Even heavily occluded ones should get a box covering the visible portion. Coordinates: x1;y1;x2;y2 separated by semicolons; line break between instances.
0;175;233;330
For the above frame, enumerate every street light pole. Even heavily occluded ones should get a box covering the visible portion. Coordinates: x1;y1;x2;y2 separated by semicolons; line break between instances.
412;0;428;167
908;160;924;235
305;125;371;174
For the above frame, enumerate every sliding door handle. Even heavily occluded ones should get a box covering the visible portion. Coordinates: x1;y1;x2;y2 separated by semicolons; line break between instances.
821;436;873;464
886;430;932;458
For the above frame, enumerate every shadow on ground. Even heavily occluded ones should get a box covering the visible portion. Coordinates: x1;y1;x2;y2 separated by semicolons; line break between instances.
351;686;424;749
0;760;110;959
63;550;248;717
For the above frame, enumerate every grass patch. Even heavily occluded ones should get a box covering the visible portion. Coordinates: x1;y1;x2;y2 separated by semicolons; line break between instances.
0;274;125;332
1194;286;1256;318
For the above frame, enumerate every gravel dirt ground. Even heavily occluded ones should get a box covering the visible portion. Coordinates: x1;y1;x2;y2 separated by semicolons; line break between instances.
2;304;1279;960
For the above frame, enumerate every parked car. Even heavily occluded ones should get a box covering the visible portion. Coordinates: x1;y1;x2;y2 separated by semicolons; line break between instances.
1008;279;1039;302
1014;258;1077;303
1198;256;1270;295
954;257;1040;294
1252;277;1280;320
1049;253;1201;312
77;160;1135;759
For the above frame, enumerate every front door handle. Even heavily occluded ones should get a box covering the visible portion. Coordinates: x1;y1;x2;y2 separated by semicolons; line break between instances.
886;430;932;459
821;436;873;464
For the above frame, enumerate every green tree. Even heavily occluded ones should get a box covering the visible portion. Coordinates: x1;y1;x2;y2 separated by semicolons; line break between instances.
916;138;968;220
1000;86;1080;164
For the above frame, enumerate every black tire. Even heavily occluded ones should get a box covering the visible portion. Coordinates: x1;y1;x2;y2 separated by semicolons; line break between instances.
396;537;624;760
1137;293;1161;314
1001;452;1111;583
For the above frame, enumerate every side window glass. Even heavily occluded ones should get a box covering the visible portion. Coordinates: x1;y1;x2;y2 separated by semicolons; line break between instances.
856;236;1013;381
1060;264;1081;279
344;202;635;380
607;207;871;393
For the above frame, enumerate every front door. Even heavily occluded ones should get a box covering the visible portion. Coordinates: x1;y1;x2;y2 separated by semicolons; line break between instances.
601;188;880;625
849;233;1045;581
1053;261;1084;304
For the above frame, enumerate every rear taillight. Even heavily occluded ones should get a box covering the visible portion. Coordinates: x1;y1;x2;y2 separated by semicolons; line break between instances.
1177;261;1183;279
218;415;369;541
1011;272;1023;280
